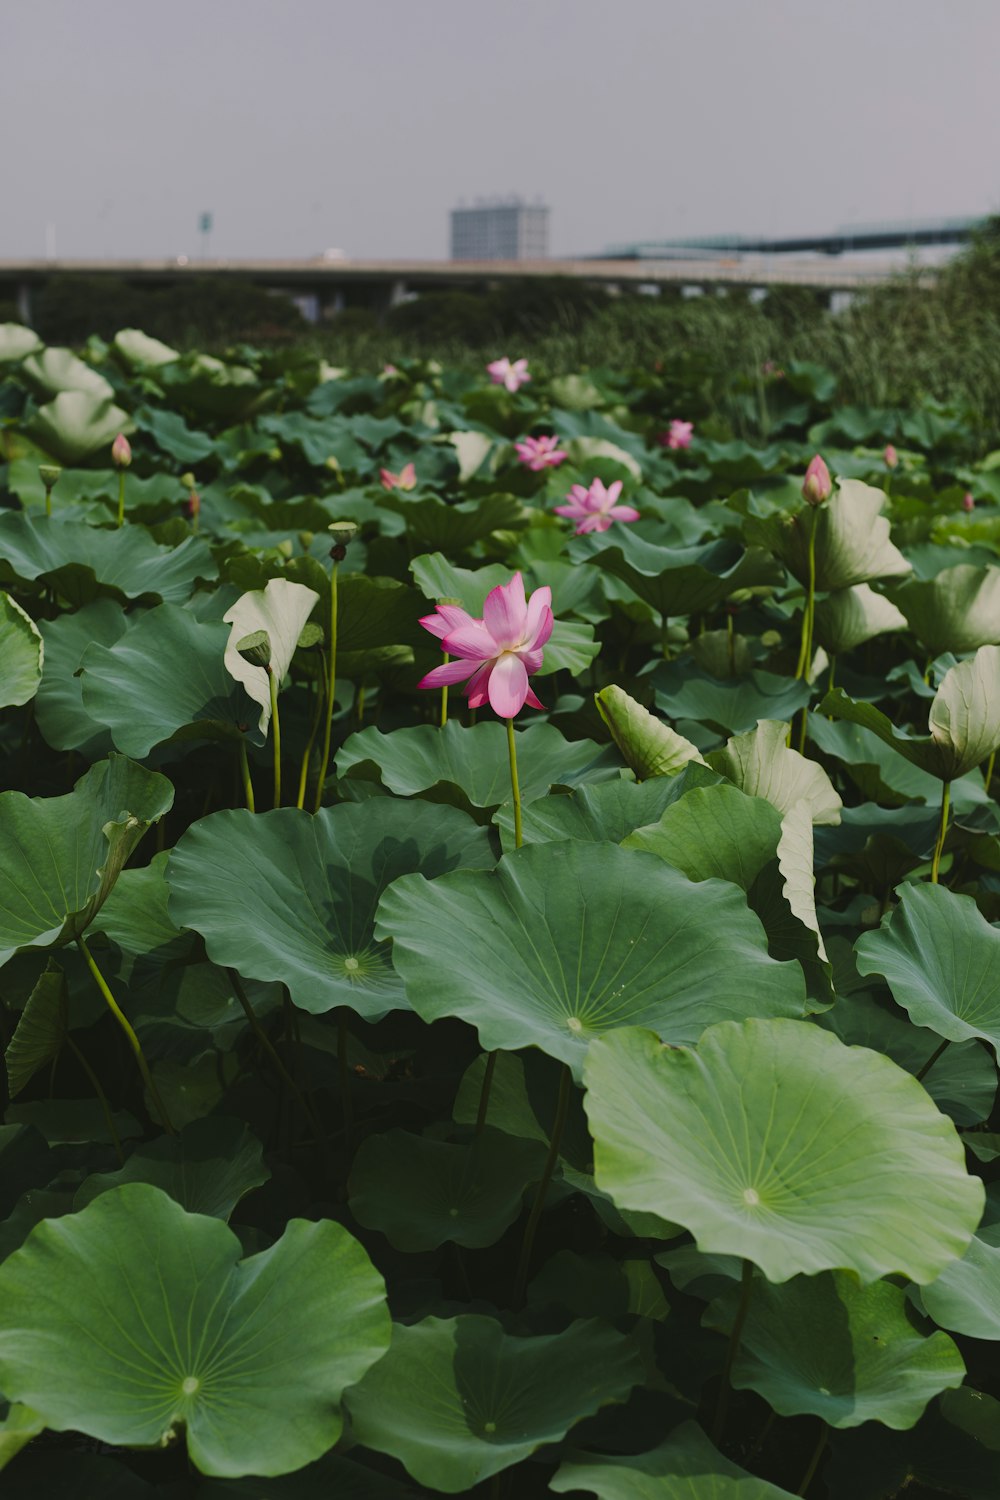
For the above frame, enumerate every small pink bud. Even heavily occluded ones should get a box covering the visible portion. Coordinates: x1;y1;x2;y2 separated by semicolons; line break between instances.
802;455;832;507
884;444;898;470
963;491;975;512
185;489;201;520
111;433;132;468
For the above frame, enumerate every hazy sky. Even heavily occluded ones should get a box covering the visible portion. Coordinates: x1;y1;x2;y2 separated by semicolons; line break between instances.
5;0;999;262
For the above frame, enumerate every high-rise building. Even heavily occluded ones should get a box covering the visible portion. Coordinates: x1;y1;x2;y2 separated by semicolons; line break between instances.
450;198;549;261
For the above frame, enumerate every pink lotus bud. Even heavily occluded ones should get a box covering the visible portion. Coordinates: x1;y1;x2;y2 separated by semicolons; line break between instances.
963;491;975;512
185;489;201;520
884;444;898;470
111;433;132;468
802;455;831;507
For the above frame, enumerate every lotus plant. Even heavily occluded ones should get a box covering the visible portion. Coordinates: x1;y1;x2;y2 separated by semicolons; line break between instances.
796;455;832;684
111;432;131;527
380;462;416;491
663;419;694;450
554;478;639;534
514;434;567;470
487;357;531;393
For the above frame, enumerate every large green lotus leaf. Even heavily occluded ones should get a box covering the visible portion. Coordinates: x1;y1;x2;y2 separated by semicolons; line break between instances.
375;843;806;1079
706;720;842;824
551;1421;798;1499
345;1315;644;1493
529;1250;670;1321
0;756;174;965
113;327;181;370
812;583;909;657
167;799;493;1020
79;603;262;755
576;532;782;617
35;598;130;754
821;646;1000;782
0;1184;390;1478
0;593;42;708
706;1271;964;1429
222;578;320;736
258;410;366;470
920;1216;1000;1340
0;513;216;607
595;686;707;779
856;882;1000;1052
775;798;829;965
583;1021;983;1284
0;1402;45;1472
4;960;68;1098
493;766;723;850
806;715;951;806
336;720;619;813
0;324;42;363
133;404;216;463
624;784;783;891
764;479;911;590
160;354;262;421
26;390;134;464
21;346;115;400
653;666;810;734
381;491;524;550
891;566;1000;656
75;1117;269;1220
348;1127;546;1250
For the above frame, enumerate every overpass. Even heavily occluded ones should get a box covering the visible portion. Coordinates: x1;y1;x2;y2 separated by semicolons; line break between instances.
598;215;988;260
0;252;934;327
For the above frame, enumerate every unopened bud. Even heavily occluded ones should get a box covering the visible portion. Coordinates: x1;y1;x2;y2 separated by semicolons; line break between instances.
802;455;832;507
184;490;201;520
963;491;976;513
111;433;132;468
236;630;272;669
884;444;898;470
298;530;315;551
180;472;197;490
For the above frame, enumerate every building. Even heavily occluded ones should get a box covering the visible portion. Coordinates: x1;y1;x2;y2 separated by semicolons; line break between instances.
450;198;549;261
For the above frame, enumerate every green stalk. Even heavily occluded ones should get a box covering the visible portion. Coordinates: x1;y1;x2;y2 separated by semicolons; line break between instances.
985;748;996;799
440;653;450;727
512;1064;572;1306
268;667;282;809
228;970;325;1142
794;510;818;681
296;655;326;810
930;779;951;884
313;561;339;812
238;739;256;812
796;1419;829;1497
712;1258;754;1443
475;1050;498;1137
506;717;523;851
116;470;126;528
77;933;174;1133
916;1036;951;1084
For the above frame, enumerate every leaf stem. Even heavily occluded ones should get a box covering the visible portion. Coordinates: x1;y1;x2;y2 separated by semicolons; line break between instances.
930;779;951;884
238;738;256;812
338;1006;354;1156
313;560;339;812
985;748;996;799
512;1063;572;1306
795;510;818;680
268;667;282;809
506;716;523;850
76;934;174;1134
796;1418;829;1496
475;1050;498;1137
711;1257;754;1444
228;969;324;1141
296;655;326;810
65;1035;124;1165
916;1036;951;1084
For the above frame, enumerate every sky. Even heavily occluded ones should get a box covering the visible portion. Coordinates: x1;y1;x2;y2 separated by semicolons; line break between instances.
4;0;1000;263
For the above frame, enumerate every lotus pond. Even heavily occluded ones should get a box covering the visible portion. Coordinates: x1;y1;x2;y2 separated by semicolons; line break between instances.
2;322;1000;1498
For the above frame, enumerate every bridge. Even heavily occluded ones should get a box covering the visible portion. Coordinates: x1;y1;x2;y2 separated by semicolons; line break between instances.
597;215;988;260
0;250;936;327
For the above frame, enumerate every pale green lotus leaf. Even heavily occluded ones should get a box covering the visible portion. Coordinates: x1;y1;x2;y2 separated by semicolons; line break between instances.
781;479;911;590
0;593;43;708
21;347;115;400
596;685;706;780
0;324;42;363
551;1421;797;1499
812;583;908;657
223;577;320;735
707;720;842;824
891;566;1000;656
26;391;135;466
776;798;828;963
113;327;181;369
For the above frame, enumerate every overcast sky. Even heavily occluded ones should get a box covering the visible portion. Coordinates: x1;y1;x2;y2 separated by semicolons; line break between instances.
5;0;999;262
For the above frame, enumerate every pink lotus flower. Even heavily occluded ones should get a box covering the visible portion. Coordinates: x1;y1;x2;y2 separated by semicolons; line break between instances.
884;444;899;470
418;572;553;718
963;491;976;512
382;363;399;376
664;420;693;450
802;454;832;507
380;462;417;491
514;434;567;471
487;357;531;393
111;433;132;468
554;478;640;535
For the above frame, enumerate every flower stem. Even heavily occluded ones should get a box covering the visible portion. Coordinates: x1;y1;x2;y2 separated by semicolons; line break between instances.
296;656;326;810
116;471;126;528
76;934;174;1133
985;748;996;799
795;510;818;680
313;561;339;812
506;717;523;850
268;668;282;809
238;739;256;812
512;1063;572;1306
796;1419;829;1497
712;1257;754;1443
475;1050;498;1136
440;653;450;727
931;779;951;884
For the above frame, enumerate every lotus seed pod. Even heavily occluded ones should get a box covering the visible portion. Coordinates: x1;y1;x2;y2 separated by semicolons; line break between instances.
236;630;272;669
38;464;61;491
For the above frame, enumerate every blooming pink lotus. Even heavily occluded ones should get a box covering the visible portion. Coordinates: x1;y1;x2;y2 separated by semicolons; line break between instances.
802;454;832;507
418;572;553;717
554;478;640;535
514;434;567;471
663;420;693;450
487;357;531;393
380;462;417;492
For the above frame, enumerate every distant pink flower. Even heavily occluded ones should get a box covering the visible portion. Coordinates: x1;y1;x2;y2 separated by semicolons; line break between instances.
963;491;976;512
514;434;567;471
802;454;832;507
664;420;693;450
380;462;416;491
554;478;640;535
418;572;553;718
487;357;531;393
111;433;132;468
382;363;399;376
884;444;899;470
